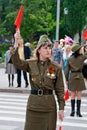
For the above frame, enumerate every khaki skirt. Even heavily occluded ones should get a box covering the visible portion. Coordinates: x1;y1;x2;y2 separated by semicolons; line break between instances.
24;110;57;130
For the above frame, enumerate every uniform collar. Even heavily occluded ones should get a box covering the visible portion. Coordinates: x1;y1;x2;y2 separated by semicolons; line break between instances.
38;59;50;65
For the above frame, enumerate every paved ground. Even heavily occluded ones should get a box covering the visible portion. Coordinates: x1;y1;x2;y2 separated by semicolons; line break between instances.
0;92;87;130
0;92;28;130
0;66;30;93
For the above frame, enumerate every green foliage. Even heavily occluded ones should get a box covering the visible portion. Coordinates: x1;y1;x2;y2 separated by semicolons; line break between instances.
0;43;10;62
0;0;87;43
63;0;87;41
30;41;38;50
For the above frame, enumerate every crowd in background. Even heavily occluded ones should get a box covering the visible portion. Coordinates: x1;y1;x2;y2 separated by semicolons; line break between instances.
3;35;87;90
4;40;32;88
1;33;87;130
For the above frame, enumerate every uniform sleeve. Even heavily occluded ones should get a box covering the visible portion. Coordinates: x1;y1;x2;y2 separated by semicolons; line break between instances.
12;48;29;72
84;52;87;59
55;67;65;110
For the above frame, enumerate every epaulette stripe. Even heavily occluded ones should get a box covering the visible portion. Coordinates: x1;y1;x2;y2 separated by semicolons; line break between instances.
27;58;38;62
50;60;61;68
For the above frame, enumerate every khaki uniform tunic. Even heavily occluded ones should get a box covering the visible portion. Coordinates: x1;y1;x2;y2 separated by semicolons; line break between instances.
65;54;87;91
12;48;65;130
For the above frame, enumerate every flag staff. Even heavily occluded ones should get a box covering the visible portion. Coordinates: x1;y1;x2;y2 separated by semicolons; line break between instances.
56;0;60;41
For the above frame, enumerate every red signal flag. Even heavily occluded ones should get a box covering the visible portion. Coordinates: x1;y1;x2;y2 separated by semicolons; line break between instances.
64;89;69;101
14;5;24;32
59;126;62;130
58;120;62;130
83;29;87;40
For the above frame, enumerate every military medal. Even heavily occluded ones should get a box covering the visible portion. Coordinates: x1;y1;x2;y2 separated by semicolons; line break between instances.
47;66;56;78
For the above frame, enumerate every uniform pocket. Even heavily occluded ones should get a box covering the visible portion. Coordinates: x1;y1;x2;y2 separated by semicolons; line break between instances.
30;73;40;84
44;75;56;88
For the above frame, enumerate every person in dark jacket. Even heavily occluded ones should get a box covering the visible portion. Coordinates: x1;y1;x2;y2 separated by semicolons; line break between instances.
12;31;65;130
0;51;2;63
14;34;31;88
65;44;87;117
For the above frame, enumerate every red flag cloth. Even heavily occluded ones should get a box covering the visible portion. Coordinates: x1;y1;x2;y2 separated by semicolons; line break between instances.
64;89;69;101
14;5;24;32
58;120;62;130
59;126;62;130
83;29;87;40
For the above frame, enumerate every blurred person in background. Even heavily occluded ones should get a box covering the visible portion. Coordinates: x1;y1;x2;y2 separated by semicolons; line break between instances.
5;45;16;87
15;37;31;88
65;44;87;117
25;42;32;56
0;50;2;63
52;40;63;66
82;44;87;89
63;44;72;73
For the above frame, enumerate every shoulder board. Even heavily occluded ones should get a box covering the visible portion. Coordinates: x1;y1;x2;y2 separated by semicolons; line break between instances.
26;58;38;62
50;59;61;69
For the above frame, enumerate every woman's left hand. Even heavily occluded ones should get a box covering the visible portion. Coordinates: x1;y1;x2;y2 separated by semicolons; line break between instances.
58;110;64;121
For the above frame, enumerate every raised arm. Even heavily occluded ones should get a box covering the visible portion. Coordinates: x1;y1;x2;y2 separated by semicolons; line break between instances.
12;30;29;72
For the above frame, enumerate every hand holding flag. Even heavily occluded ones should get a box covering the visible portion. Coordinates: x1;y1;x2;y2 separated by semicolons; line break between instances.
58;110;64;130
14;29;22;48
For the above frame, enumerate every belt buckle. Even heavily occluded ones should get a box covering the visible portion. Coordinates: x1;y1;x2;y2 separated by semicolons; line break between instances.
38;89;43;96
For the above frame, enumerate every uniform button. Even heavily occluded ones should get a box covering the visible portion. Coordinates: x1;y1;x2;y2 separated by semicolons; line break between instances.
41;62;43;64
41;73;43;76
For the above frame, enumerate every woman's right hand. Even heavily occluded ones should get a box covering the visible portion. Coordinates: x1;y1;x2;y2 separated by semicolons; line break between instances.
14;29;21;39
14;30;21;48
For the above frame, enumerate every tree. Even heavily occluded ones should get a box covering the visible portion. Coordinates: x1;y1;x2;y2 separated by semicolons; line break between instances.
0;0;87;43
0;0;57;42
63;0;87;42
0;0;21;39
22;0;56;41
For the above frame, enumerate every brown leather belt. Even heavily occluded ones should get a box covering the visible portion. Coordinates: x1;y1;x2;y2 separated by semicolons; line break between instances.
31;89;53;96
71;70;82;73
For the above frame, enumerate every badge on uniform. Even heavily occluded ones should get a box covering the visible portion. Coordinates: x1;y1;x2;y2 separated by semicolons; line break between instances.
47;66;56;79
31;77;36;82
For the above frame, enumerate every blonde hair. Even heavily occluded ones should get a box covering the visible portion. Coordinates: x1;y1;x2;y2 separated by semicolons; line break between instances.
64;44;71;52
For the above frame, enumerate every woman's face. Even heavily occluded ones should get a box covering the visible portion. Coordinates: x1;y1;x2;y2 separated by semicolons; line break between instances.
9;46;14;52
54;41;59;48
38;45;52;60
66;47;71;53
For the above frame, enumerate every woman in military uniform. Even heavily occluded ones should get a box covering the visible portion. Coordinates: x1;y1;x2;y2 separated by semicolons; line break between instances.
12;31;65;130
65;44;87;117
